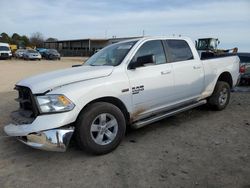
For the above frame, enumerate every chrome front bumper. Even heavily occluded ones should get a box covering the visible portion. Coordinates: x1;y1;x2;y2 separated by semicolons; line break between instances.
18;127;74;152
4;110;78;152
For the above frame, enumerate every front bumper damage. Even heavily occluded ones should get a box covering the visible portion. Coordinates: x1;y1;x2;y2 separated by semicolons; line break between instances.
18;127;74;152
4;111;77;152
4;85;79;152
5;124;74;152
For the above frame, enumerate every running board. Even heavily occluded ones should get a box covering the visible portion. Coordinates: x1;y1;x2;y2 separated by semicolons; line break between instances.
132;100;207;129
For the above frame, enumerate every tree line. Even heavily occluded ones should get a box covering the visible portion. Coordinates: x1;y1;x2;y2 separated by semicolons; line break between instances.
0;32;58;48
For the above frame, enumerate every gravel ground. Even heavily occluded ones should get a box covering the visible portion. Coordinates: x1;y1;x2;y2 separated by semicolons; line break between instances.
0;58;250;188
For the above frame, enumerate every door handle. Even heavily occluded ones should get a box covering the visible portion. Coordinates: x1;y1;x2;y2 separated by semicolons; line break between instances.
193;66;201;69
161;70;171;75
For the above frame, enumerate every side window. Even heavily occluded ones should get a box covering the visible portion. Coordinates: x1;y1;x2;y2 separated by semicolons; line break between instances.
132;40;167;65
166;40;193;62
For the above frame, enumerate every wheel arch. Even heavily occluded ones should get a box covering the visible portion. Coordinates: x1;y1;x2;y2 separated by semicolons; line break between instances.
78;96;130;125
217;72;233;88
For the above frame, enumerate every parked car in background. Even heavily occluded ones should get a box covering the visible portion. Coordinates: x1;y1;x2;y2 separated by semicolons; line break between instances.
23;50;42;60
0;42;12;59
240;71;250;85
14;49;27;59
238;53;250;85
36;48;47;57
43;49;61;60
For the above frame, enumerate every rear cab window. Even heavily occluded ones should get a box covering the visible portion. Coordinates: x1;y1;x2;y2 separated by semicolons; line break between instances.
166;40;193;62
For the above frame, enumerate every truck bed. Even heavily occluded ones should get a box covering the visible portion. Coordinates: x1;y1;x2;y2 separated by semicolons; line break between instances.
200;52;237;60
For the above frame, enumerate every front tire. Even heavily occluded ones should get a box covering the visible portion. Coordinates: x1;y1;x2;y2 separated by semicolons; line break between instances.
75;102;126;155
208;81;230;110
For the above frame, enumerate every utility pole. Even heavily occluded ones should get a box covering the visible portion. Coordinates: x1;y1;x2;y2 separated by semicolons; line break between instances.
105;30;107;39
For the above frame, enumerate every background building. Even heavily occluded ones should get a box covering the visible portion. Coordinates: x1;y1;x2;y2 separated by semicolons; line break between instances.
44;37;141;56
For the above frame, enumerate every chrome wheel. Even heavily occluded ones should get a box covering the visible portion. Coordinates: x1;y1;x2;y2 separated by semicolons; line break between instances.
90;113;118;145
218;87;228;106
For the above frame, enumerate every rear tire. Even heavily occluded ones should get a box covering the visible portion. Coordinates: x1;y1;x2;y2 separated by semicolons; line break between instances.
75;102;126;155
208;81;230;110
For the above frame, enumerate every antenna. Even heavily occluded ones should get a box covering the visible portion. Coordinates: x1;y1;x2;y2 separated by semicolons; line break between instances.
142;30;145;37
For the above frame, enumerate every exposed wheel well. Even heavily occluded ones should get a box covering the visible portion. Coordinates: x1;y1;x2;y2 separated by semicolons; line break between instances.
81;97;130;124
217;72;233;88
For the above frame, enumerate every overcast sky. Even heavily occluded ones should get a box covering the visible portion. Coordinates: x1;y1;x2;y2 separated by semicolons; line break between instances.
1;0;250;51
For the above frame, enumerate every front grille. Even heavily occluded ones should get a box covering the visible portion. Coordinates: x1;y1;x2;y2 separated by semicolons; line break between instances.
13;86;38;124
0;53;9;57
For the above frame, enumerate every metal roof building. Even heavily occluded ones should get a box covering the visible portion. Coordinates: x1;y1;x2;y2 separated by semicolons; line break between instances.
44;37;141;56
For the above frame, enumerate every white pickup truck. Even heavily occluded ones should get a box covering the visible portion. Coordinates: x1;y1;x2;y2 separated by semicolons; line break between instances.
4;37;240;154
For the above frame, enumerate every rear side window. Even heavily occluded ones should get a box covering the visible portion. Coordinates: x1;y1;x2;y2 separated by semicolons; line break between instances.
166;40;193;62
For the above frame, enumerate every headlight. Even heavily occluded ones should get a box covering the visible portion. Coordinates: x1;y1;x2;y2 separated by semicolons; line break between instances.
36;95;75;113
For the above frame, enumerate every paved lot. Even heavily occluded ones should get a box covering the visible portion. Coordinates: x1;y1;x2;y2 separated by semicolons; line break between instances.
0;58;250;188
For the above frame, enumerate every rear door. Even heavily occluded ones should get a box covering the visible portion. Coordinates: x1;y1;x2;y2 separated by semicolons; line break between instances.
126;40;175;117
165;40;204;102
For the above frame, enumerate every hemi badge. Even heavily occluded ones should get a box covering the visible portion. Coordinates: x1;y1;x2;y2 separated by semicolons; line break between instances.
121;88;129;93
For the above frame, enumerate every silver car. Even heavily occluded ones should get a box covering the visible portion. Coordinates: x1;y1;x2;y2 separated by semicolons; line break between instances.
14;49;27;59
23;50;42;60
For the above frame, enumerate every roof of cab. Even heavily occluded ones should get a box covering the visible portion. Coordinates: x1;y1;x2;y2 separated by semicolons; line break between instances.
116;36;191;44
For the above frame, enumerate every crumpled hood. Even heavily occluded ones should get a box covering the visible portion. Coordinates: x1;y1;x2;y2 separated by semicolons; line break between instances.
17;65;114;93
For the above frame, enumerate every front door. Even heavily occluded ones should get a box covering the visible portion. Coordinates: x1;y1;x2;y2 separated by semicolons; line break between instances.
126;40;175;118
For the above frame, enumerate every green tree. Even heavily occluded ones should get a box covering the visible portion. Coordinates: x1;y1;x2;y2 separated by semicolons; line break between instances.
0;32;11;43
11;33;21;45
19;35;30;47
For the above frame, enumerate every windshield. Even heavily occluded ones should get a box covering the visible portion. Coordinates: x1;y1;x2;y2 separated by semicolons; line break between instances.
48;49;58;53
0;46;10;51
197;39;209;50
197;39;218;51
27;50;38;53
85;41;137;66
16;49;25;52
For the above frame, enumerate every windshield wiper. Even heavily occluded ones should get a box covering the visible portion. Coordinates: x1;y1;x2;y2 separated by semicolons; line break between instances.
87;64;113;66
72;64;82;67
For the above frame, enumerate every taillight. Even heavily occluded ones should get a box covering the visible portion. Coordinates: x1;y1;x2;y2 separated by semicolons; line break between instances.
240;65;246;73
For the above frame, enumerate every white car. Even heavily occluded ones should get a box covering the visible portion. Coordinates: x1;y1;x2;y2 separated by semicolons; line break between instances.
4;36;240;154
0;42;12;59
